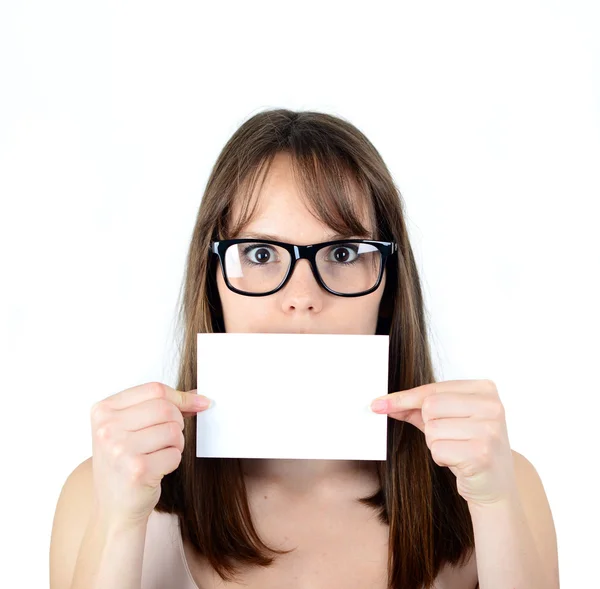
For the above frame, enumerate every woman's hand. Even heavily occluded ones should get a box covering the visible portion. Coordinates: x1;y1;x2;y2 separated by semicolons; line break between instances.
90;382;212;528
371;379;518;507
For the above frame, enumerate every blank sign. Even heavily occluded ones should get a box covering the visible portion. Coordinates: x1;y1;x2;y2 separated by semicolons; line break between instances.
196;332;389;460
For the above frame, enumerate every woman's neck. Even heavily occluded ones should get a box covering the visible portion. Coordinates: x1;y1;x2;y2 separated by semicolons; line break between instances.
241;458;380;498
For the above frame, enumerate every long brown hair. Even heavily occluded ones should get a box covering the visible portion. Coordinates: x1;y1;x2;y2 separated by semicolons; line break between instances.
156;108;475;588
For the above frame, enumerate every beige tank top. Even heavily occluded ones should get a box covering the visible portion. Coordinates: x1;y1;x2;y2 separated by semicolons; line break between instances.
141;509;198;589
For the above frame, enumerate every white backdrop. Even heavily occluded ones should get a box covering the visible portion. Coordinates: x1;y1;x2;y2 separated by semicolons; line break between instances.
1;1;598;587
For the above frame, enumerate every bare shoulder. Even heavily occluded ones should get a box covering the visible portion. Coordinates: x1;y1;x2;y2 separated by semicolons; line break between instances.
511;449;559;586
50;456;94;589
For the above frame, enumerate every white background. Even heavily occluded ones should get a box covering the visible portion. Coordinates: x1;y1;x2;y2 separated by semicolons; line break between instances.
1;1;598;587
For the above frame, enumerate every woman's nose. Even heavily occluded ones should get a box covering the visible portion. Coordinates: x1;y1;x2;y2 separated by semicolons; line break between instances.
279;259;324;311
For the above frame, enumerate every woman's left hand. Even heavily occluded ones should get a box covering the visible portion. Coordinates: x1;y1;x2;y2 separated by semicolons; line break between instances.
370;379;518;507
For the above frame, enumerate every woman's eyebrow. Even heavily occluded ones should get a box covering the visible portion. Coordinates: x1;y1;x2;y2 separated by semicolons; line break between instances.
237;231;372;242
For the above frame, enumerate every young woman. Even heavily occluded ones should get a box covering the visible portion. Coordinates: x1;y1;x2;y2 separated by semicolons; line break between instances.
50;109;559;589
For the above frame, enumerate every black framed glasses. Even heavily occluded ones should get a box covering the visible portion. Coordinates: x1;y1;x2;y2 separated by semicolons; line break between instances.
209;238;397;297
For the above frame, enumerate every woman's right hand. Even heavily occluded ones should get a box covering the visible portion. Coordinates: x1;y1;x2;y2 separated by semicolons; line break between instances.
89;382;211;528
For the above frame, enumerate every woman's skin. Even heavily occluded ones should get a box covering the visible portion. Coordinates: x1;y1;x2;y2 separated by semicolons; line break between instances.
215;151;385;496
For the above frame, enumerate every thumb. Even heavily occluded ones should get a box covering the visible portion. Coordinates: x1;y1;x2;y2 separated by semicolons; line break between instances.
388;408;425;433
171;387;212;415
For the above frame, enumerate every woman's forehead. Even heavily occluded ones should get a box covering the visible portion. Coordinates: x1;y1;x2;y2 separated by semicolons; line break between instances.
228;190;375;238
227;155;376;236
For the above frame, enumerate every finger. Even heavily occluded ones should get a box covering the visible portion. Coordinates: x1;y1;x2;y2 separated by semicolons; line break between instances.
371;390;429;413
387;408;425;433
375;385;481;415
103;382;209;414
140;446;184;484
424;417;481;442
427;379;498;396
130;422;186;455
423;379;497;395
371;386;438;414
421;392;481;421
383;379;497;409
429;439;474;468
118;398;185;432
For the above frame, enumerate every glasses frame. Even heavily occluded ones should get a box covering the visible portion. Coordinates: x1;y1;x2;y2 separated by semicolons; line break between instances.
209;238;398;298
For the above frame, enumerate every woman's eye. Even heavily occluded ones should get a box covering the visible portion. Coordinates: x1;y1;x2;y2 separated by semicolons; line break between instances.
244;245;277;264
329;246;358;263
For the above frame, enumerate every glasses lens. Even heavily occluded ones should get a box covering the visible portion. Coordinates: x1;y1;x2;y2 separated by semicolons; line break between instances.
224;242;291;294
223;241;382;295
316;242;382;294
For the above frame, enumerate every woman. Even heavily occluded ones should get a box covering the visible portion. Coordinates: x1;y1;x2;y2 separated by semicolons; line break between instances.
50;109;558;589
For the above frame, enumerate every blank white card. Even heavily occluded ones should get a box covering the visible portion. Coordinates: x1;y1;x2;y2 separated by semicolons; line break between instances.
196;332;389;460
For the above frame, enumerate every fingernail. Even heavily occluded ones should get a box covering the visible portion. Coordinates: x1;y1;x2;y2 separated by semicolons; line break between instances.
194;395;212;410
371;398;388;413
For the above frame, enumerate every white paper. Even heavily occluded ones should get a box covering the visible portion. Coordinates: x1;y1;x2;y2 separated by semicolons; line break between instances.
196;332;389;460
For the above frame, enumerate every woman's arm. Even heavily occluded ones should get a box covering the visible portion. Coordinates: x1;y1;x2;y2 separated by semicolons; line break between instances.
70;509;148;589
468;451;559;589
50;457;148;589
